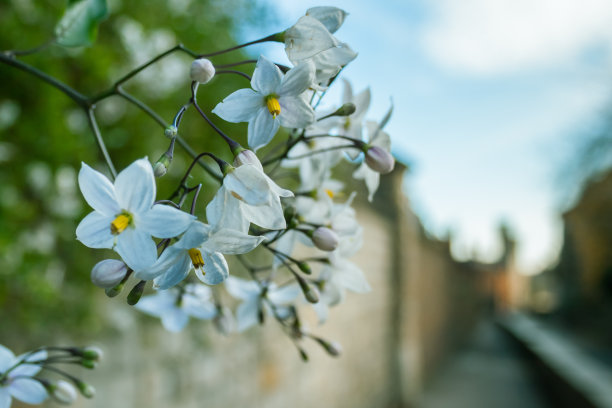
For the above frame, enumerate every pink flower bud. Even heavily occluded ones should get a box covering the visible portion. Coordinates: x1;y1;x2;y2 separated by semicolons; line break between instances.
91;259;128;288
312;227;339;251
365;146;395;174
190;58;215;84
233;149;263;171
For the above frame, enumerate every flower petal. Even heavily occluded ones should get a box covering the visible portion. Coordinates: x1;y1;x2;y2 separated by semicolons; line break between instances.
78;162;119;216
206;187;249;233
176;222;211;250
9;378;47;404
0;388;10;408
135;291;175;317
264;174;294;198
352;162;379;202
0;345;15;372
138;204;195;239
247;108;279;152
205;229;264;255
115;158;156;214
11;350;47;377
225;276;260;300
306;6;347;33
182;293;217;320
236;298;260;332
251;56;282;95
285;16;339;62
278;96;315;129
153;252;192;290
223;165;271;206
268;284;300;304
240;197;287;230
334;260;371;293
194;251;228;285
212;88;263;123
76;211;114;249
160;308;189;332
115;228;157;271
134;245;184;281
279;61;314;97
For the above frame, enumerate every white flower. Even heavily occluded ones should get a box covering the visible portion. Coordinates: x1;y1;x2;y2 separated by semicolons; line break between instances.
225;276;300;332
135;284;217;332
282;15;339;61
213;56;315;151
313;256;371;324
305;7;348;34
0;345;48;408
76;158;195;271
353;121;393;201
90;259;128;288
190;58;215;84
135;221;264;289
207;155;294;231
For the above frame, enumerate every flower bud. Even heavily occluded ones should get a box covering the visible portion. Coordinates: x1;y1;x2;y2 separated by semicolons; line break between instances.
311;227;339;251
52;380;77;405
154;153;172;178
127;280;146;306
77;382;95;399
91;259;128;289
334;102;356;117
164;125;178;138
81;359;97;369
297;262;311;275
365;146;395;174
233;149;263;170
190;58;215;84
105;282;124;298
80;346;103;361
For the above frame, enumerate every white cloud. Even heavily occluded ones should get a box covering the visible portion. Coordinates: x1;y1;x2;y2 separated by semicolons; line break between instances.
422;0;612;74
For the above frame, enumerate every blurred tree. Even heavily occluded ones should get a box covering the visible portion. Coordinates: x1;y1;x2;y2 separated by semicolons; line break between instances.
0;0;272;345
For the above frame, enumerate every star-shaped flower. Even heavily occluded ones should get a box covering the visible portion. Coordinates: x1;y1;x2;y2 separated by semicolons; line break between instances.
135;221;264;289
225;276;300;332
76;158;195;270
135;284;217;332
213;56;315;151
0;345;48;408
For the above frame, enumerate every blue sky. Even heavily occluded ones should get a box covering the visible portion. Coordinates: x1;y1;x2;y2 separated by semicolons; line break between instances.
245;0;612;273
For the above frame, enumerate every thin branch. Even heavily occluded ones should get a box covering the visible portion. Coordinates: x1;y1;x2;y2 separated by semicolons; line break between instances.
86;108;117;179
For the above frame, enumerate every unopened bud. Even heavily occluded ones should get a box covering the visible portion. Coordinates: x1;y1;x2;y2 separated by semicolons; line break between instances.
233;149;263;170
190;58;215;84
81;359;97;369
297;262;311;275
311;227;339;251
164;125;178;138
52;380;77;405
71;346;103;361
298;347;309;362
334;103;356;116
77;381;95;399
127;280;146;305
365;146;395;174
154;153;172;178
91;259;128;289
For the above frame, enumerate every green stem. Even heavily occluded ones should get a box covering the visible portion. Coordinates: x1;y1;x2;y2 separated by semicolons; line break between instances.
87;108;117;179
0;52;88;107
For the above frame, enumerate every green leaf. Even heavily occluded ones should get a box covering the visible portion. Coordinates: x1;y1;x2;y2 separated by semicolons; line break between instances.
54;0;108;47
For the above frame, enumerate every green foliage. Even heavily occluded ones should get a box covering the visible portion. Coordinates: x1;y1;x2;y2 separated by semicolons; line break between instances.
0;0;272;346
55;0;108;47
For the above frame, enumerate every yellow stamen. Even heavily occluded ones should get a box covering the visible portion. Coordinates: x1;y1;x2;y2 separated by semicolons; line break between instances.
188;248;205;269
110;214;131;235
325;189;334;199
265;95;281;118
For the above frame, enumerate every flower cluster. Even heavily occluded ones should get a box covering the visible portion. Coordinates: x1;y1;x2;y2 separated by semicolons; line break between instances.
0;344;99;408
76;6;395;359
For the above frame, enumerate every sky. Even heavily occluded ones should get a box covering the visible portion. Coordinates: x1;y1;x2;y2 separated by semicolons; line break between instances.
245;0;612;274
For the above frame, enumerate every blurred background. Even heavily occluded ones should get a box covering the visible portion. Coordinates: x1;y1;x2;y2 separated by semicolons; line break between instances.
2;0;612;407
